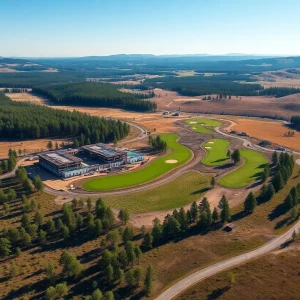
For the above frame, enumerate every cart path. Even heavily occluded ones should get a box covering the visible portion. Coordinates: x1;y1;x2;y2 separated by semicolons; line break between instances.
155;220;300;300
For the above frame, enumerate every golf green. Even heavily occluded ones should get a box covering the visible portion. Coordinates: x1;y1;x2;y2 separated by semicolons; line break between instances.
82;133;192;191
202;138;230;166
184;118;222;134
218;149;268;188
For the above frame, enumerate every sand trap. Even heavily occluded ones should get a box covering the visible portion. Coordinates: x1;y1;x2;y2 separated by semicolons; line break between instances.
205;147;211;149
201;123;205;125
165;159;178;164
208;141;214;144
296;159;300;166
189;121;197;124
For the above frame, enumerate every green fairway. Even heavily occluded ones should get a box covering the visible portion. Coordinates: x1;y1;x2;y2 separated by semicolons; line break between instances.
82;133;192;191
103;171;211;213
219;149;268;188
202;138;230;166
184;118;222;134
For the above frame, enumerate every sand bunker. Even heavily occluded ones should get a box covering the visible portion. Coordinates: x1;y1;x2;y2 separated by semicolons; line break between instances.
189;121;197;124
208;141;214;144
296;159;300;166
201;123;205;125
205;147;212;149
165;159;178;164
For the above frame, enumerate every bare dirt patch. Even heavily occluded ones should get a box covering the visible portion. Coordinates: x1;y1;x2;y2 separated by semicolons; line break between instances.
227;117;300;151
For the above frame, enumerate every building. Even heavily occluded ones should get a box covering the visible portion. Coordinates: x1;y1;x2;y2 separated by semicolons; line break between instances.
125;151;144;164
81;143;126;167
38;151;84;178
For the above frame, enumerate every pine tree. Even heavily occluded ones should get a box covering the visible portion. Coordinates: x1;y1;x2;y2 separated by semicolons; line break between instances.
142;232;153;250
144;265;155;295
244;192;257;213
218;195;231;223
212;207;219;223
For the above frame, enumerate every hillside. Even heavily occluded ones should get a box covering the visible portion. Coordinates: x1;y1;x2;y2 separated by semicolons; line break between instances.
32;82;156;111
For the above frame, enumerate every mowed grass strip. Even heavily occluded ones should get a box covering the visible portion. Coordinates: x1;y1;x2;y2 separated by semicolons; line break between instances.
202;138;230;166
103;171;211;213
184;118;222;134
82;133;192;191
218;149;268;188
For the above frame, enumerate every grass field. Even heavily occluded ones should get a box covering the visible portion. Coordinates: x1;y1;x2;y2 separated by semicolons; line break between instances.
103;171;210;213
202;138;230;166
176;246;300;300
219;149;268;188
82;133;192;191
184;118;222;134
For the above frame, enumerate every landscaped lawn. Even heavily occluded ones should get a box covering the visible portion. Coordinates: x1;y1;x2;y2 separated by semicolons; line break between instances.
218;149;268;188
82;133;192;191
202;138;230;166
103;171;211;213
184;118;222;134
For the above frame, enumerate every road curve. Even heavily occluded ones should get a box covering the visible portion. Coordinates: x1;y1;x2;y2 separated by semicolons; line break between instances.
155;220;300;300
0;157;28;180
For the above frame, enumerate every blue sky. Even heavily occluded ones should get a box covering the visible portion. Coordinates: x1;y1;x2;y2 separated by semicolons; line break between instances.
1;0;300;57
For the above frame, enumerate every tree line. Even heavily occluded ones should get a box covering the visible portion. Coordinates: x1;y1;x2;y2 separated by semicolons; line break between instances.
32;82;157;112
290;115;300;129
0;93;130;142
0;149;17;175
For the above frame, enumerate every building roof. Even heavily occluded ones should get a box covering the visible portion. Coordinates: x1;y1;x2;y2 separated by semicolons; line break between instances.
82;143;126;158
38;151;82;167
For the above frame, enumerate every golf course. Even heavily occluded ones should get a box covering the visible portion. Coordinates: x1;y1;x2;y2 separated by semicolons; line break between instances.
184;118;222;134
82;133;192;191
218;149;268;188
103;171;211;213
202;138;230;166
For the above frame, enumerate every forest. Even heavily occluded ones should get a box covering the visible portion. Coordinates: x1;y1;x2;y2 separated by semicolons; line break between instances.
0;93;130;142
144;74;300;97
32;82;156;111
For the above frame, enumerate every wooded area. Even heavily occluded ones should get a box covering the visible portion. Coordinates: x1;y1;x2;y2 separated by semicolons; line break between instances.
33;82;156;111
0;93;130;142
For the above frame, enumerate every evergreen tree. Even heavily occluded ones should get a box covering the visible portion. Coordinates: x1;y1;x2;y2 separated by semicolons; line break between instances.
144;265;155;295
218;195;231;223
244;192;257;213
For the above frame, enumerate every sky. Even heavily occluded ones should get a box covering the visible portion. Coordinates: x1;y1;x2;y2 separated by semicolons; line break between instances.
1;0;300;57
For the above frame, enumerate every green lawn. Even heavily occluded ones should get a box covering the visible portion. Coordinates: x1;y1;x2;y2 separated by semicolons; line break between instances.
202;138;230;166
218;149;268;188
82;133;192;191
184;118;222;134
103;171;211;213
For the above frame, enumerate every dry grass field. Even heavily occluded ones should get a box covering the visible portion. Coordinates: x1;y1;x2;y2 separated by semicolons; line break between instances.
176;245;300;300
0;138;71;158
227;117;300;151
153;89;300;120
6;92;48;105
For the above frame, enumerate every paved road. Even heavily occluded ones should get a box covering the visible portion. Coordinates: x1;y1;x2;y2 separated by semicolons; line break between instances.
156;220;300;300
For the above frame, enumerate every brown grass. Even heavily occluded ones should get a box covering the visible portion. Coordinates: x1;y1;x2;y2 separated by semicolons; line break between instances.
176;245;300;300
227;117;300;151
0;138;71;159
